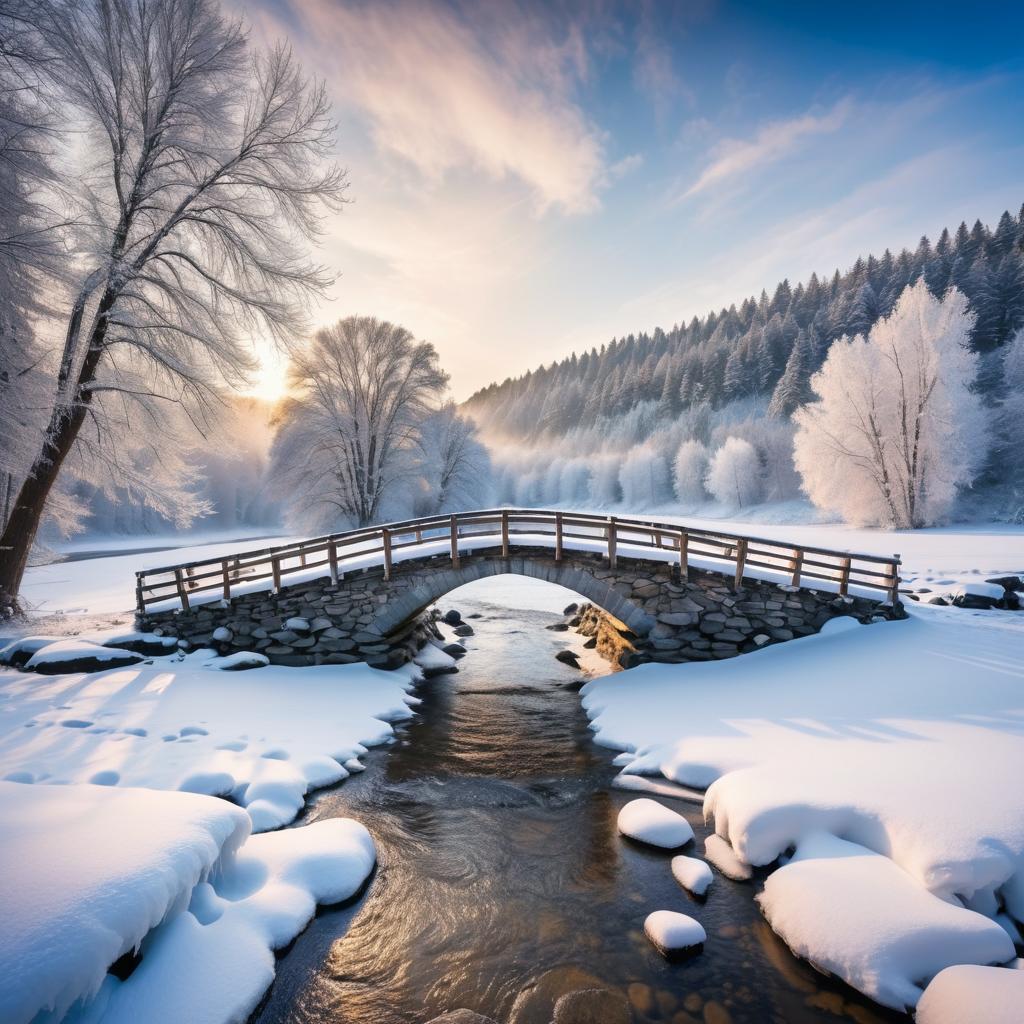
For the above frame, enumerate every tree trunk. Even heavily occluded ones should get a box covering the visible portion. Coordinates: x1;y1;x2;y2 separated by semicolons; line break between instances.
0;310;108;615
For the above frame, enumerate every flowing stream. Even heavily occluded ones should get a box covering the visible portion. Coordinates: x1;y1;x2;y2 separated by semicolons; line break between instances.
253;577;902;1024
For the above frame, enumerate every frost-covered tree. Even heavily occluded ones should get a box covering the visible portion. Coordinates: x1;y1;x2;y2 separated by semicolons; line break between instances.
993;328;1024;519
672;439;708;505
415;403;492;515
0;0;61;535
588;454;622;507
793;281;985;528
0;0;344;611
619;443;671;509
705;437;761;507
270;317;448;531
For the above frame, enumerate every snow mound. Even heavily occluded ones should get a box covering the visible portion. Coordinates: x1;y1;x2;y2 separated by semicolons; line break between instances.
0;636;62;668
671;855;713;896
0;780;249;1024
643;910;706;956
917;964;1024;1024
758;833;1015;1011
704;834;752;881
616;798;694;848
0;780;375;1024
24;639;145;674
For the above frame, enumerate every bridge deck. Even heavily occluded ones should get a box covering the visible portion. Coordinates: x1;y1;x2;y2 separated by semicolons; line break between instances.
135;509;901;615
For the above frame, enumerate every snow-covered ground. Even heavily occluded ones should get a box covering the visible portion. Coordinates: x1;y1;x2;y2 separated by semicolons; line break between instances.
0;781;375;1024
3;520;1023;1021
582;597;1024;1013
18;532;293;617
0;644;419;830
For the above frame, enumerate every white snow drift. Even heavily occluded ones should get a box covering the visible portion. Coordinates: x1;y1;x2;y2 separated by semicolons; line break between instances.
0;781;375;1024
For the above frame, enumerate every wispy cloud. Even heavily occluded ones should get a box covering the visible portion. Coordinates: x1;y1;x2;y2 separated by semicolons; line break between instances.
262;0;607;215
677;98;852;202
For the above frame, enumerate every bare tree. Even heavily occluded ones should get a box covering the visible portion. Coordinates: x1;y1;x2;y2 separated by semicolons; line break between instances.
0;0;344;612
271;317;449;530
415;402;492;514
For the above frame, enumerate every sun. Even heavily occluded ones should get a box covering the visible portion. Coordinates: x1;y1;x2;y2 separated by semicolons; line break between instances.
245;344;291;403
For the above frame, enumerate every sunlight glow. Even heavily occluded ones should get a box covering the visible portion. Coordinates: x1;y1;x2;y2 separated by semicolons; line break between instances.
245;344;291;403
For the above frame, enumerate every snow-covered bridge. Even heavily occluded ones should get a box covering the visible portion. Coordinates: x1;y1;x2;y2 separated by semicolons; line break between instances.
135;510;903;668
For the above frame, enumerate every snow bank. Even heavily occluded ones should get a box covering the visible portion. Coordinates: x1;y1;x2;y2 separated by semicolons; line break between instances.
758;834;1014;1011
703;835;751;881
916;964;1024;1024
616;797;693;848
581;604;1024;1006
0;780;375;1024
0;651;418;830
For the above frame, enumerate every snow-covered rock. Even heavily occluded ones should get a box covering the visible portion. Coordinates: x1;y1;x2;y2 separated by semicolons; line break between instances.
758;833;1014;1011
284;617;310;632
24;639;146;674
643;910;706;957
211;626;233;643
916;964;1024;1024
616;798;694;848
703;834;752;881
0;780;375;1024
671;855;713;896
204;651;269;671
0;636;56;668
413;643;457;676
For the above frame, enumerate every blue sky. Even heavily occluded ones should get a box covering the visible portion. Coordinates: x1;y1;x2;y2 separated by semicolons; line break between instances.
245;0;1024;399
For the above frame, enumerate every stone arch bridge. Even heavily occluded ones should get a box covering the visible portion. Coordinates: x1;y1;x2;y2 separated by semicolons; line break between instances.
135;510;902;669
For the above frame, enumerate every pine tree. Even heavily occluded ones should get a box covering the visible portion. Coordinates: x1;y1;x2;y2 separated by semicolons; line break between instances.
768;330;813;418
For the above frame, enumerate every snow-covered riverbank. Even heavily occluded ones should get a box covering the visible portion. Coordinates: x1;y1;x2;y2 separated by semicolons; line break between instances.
0;638;423;1024
582;600;1024;1015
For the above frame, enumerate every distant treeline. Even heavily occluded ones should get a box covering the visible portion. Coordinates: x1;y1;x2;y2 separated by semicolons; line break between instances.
465;208;1024;441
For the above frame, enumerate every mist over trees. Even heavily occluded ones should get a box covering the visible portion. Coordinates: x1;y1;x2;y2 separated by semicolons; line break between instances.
467;207;1024;523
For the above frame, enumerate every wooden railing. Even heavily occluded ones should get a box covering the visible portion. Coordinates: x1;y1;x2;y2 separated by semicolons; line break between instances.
134;508;902;613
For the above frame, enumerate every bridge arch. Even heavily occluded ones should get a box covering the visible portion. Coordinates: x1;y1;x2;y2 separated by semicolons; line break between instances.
368;554;655;638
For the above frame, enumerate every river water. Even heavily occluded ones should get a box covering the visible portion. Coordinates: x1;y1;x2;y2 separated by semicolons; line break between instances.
253;577;902;1024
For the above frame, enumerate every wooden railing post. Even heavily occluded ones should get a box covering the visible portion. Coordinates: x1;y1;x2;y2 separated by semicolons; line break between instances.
555;511;563;561
790;548;803;588
382;528;392;580
135;575;145;614
838;556;851;596
328;539;339;583
678;529;689;581
450;514;460;568
415;526;423;544
501;510;509;558
607;516;617;569
221;559;231;600
734;537;748;590
271;554;282;593
299;547;307;567
174;569;190;612
888;555;901;605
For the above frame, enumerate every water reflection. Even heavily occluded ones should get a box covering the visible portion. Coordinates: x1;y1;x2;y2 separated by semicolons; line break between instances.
254;588;904;1024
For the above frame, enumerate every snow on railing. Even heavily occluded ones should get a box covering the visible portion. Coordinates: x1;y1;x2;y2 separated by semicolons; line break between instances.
134;508;902;613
